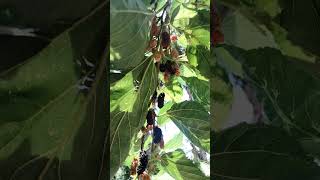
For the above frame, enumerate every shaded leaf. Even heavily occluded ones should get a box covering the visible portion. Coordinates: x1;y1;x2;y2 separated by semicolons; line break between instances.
0;2;108;179
0;1;106;161
212;123;320;180
240;47;320;140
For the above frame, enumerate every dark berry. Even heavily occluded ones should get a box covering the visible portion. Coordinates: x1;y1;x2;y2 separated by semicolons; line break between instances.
165;61;175;75
177;46;185;55
137;151;149;175
150;17;160;37
157;93;165;108
153;126;163;144
146;109;155;125
161;31;171;49
151;90;157;101
164;60;179;75
159;63;166;72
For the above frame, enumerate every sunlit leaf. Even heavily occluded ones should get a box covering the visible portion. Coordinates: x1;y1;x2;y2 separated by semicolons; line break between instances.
164;133;184;152
161;149;209;180
110;59;158;176
166;101;210;152
110;0;153;70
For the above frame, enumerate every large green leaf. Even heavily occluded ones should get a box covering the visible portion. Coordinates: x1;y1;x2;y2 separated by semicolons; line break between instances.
239;47;320;140
212;123;320;180
185;45;212;81
110;58;158;176
161;149;209;180
171;1;197;30
182;77;209;111
0;2;108;179
0;36;48;73
110;0;153;70
166;101;210;152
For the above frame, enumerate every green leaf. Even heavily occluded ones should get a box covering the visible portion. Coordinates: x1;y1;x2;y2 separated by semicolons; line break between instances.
274;0;320;59
110;0;153;70
269;22;317;62
163;77;184;103
180;63;198;78
0;36;48;73
299;138;320;159
212;123;320;180
110;59;158;176
240;47;320;139
218;0;319;62
254;0;281;18
164;133;184;152
0;2;108;179
192;45;211;78
171;2;197;29
161;149;209;180
167;101;210;152
186;46;198;67
157;101;174;126
188;28;210;48
188;9;210;29
182;77;209;111
0;1;106;159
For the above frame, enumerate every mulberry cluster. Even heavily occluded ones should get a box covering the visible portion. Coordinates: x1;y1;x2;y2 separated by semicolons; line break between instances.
146;15;181;78
159;60;180;82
